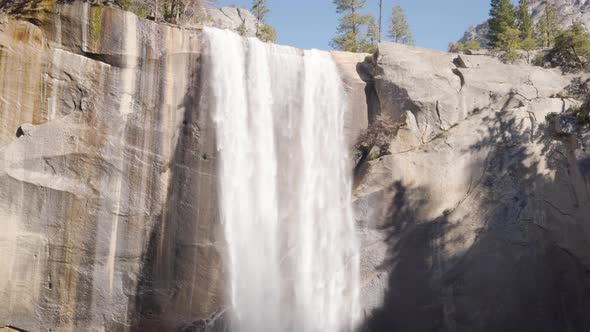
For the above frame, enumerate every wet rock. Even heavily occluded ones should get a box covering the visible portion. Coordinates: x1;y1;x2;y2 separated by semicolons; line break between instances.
0;2;367;331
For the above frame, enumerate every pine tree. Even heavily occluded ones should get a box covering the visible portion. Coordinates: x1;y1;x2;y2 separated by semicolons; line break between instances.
517;0;533;40
251;0;269;36
331;0;372;52
487;0;517;48
517;0;537;54
498;27;521;61
550;22;590;70
360;15;379;53
537;3;560;48
250;0;277;43
258;24;277;43
388;5;414;45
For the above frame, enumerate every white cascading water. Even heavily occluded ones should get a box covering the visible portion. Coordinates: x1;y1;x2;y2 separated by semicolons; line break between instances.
203;27;359;332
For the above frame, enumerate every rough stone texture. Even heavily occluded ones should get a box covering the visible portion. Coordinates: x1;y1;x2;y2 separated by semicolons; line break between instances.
331;51;371;149
202;6;259;37
0;3;228;331
374;42;575;143
530;0;590;30
3;1;590;332
460;0;590;45
356;42;590;332
0;3;367;331
0;1;261;38
458;21;489;48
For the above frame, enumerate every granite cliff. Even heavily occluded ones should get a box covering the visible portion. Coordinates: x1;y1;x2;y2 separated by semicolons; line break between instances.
0;2;366;331
356;43;590;331
0;1;589;331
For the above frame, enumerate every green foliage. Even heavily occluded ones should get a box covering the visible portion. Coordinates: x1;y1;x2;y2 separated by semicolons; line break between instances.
448;42;465;53
117;0;148;18
159;0;216;24
359;15;379;53
258;24;277;43
377;0;383;42
549;22;590;71
536;3;560;48
332;30;363;53
498;27;520;51
575;104;590;124
464;40;481;50
520;36;537;51
498;27;521;62
90;6;103;47
448;40;480;53
251;0;269;20
517;0;533;40
331;0;373;52
251;0;269;34
249;0;278;43
487;0;517;48
501;50;520;62
569;97;590;124
520;36;538;62
515;0;540;57
355;114;399;161
238;21;247;36
388;5;414;45
161;2;173;21
532;51;547;66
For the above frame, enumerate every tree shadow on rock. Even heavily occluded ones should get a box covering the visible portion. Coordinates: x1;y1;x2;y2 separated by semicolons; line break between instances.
130;53;227;332
362;180;459;332
361;107;590;332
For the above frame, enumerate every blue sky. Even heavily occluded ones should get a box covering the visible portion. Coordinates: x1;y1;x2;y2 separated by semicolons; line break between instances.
217;0;493;51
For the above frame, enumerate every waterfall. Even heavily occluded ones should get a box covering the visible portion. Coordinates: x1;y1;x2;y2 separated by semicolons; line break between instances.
202;27;359;332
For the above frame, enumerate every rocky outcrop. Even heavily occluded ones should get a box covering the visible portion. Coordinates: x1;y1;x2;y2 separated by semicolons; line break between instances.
0;2;367;331
374;43;580;143
355;42;590;331
458;21;489;48
0;1;261;37
202;6;259;37
529;0;590;30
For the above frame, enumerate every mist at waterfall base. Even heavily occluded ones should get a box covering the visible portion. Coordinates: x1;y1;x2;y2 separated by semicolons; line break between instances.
202;27;360;332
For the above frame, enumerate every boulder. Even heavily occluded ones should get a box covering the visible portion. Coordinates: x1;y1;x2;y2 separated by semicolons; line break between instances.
202;6;259;37
373;42;574;142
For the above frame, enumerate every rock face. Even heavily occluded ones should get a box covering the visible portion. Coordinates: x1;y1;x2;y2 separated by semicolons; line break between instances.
459;0;590;45
0;2;367;331
355;42;590;331
458;22;489;48
2;1;590;331
0;3;225;331
202;6;259;37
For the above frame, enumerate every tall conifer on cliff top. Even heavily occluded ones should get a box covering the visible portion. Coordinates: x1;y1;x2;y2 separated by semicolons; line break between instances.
331;0;372;52
517;0;534;40
487;0;517;48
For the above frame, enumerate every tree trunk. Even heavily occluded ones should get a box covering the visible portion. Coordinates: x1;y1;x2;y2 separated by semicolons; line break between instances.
155;0;159;22
255;1;260;36
378;0;382;42
351;1;357;51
